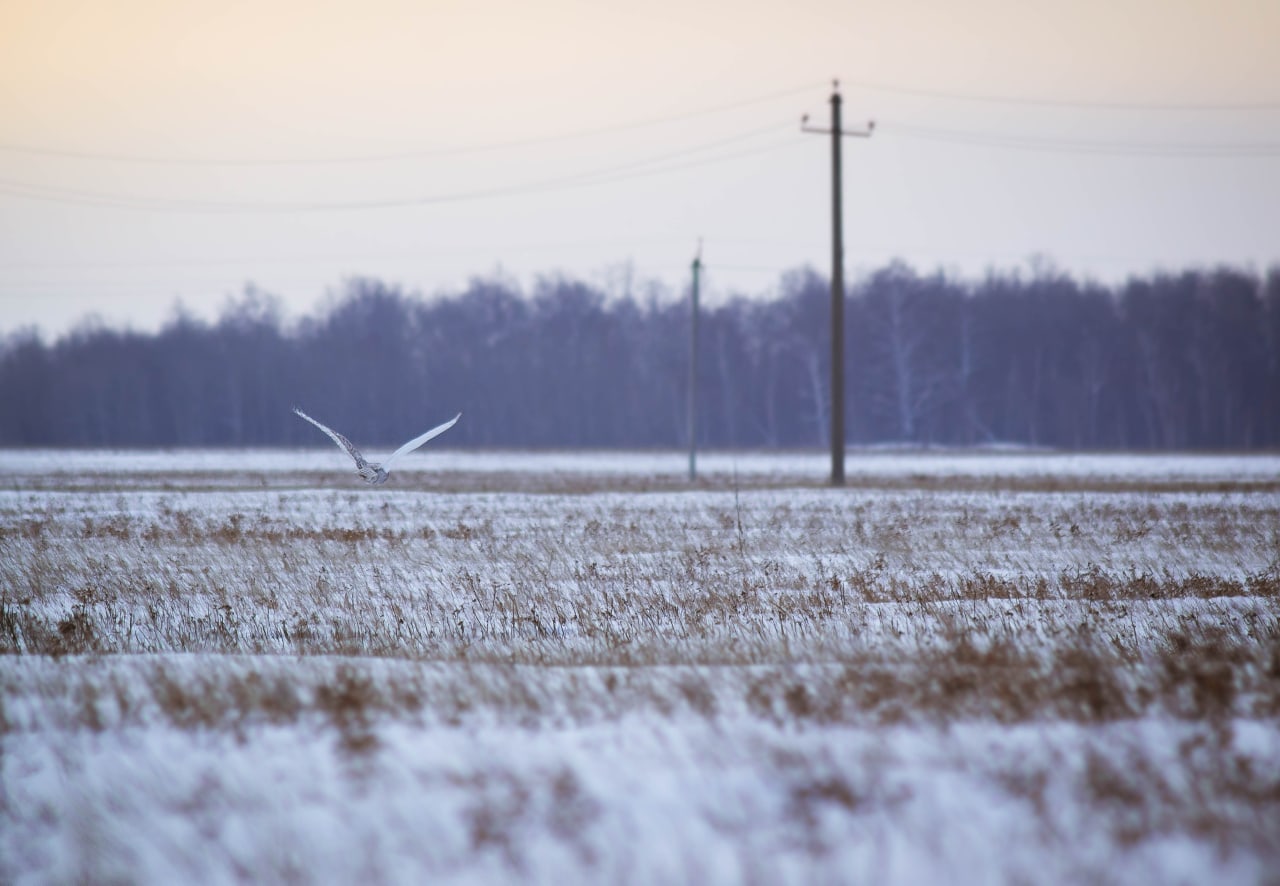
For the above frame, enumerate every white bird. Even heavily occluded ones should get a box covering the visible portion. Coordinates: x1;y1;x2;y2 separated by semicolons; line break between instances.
293;407;460;485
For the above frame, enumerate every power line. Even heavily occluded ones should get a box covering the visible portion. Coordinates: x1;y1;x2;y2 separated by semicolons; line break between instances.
4;78;1274;169
0;127;803;213
0;82;824;167
843;78;1280;111
882;121;1280;156
0;236;700;272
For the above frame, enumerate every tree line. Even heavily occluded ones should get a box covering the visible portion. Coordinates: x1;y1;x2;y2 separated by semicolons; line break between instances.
1;262;1277;449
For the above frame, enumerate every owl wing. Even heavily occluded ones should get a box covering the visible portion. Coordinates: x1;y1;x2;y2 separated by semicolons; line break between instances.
293;407;369;469
382;412;461;470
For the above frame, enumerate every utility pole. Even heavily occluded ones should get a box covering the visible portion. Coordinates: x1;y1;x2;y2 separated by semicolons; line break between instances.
688;241;702;482
803;81;873;486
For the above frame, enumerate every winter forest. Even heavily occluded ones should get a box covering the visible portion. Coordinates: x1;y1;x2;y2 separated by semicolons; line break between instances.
1;261;1277;450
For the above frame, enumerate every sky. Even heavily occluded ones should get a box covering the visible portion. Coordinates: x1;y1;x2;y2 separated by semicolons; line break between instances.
2;0;1279;338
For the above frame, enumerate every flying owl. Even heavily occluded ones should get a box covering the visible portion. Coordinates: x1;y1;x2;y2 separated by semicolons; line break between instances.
294;407;461;485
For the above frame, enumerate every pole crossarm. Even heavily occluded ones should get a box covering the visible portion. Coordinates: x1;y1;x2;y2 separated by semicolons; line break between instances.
800;120;875;137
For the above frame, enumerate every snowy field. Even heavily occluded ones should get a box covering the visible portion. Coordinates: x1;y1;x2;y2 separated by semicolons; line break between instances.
4;447;1280;486
2;449;1278;883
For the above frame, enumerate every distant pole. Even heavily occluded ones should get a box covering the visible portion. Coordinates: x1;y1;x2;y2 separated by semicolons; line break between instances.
803;81;874;486
688;242;702;482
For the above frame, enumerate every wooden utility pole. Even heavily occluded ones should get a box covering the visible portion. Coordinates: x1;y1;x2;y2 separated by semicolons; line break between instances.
803;81;873;486
688;242;702;481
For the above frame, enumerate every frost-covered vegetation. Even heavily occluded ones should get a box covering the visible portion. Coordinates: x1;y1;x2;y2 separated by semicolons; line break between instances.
2;451;1279;883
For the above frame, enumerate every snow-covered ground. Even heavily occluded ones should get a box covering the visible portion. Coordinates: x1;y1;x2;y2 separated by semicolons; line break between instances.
2;450;1278;883
3;446;1280;482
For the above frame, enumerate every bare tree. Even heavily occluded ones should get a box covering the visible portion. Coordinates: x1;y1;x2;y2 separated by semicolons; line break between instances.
1;263;1275;450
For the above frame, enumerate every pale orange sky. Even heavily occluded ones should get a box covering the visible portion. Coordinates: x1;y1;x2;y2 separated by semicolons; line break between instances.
2;0;1279;335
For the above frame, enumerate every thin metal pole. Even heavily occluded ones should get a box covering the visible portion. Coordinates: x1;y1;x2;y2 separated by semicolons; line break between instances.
688;245;702;481
829;87;845;486
801;81;873;487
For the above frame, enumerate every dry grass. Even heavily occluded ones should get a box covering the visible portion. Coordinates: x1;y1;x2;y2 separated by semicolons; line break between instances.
3;470;1278;720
